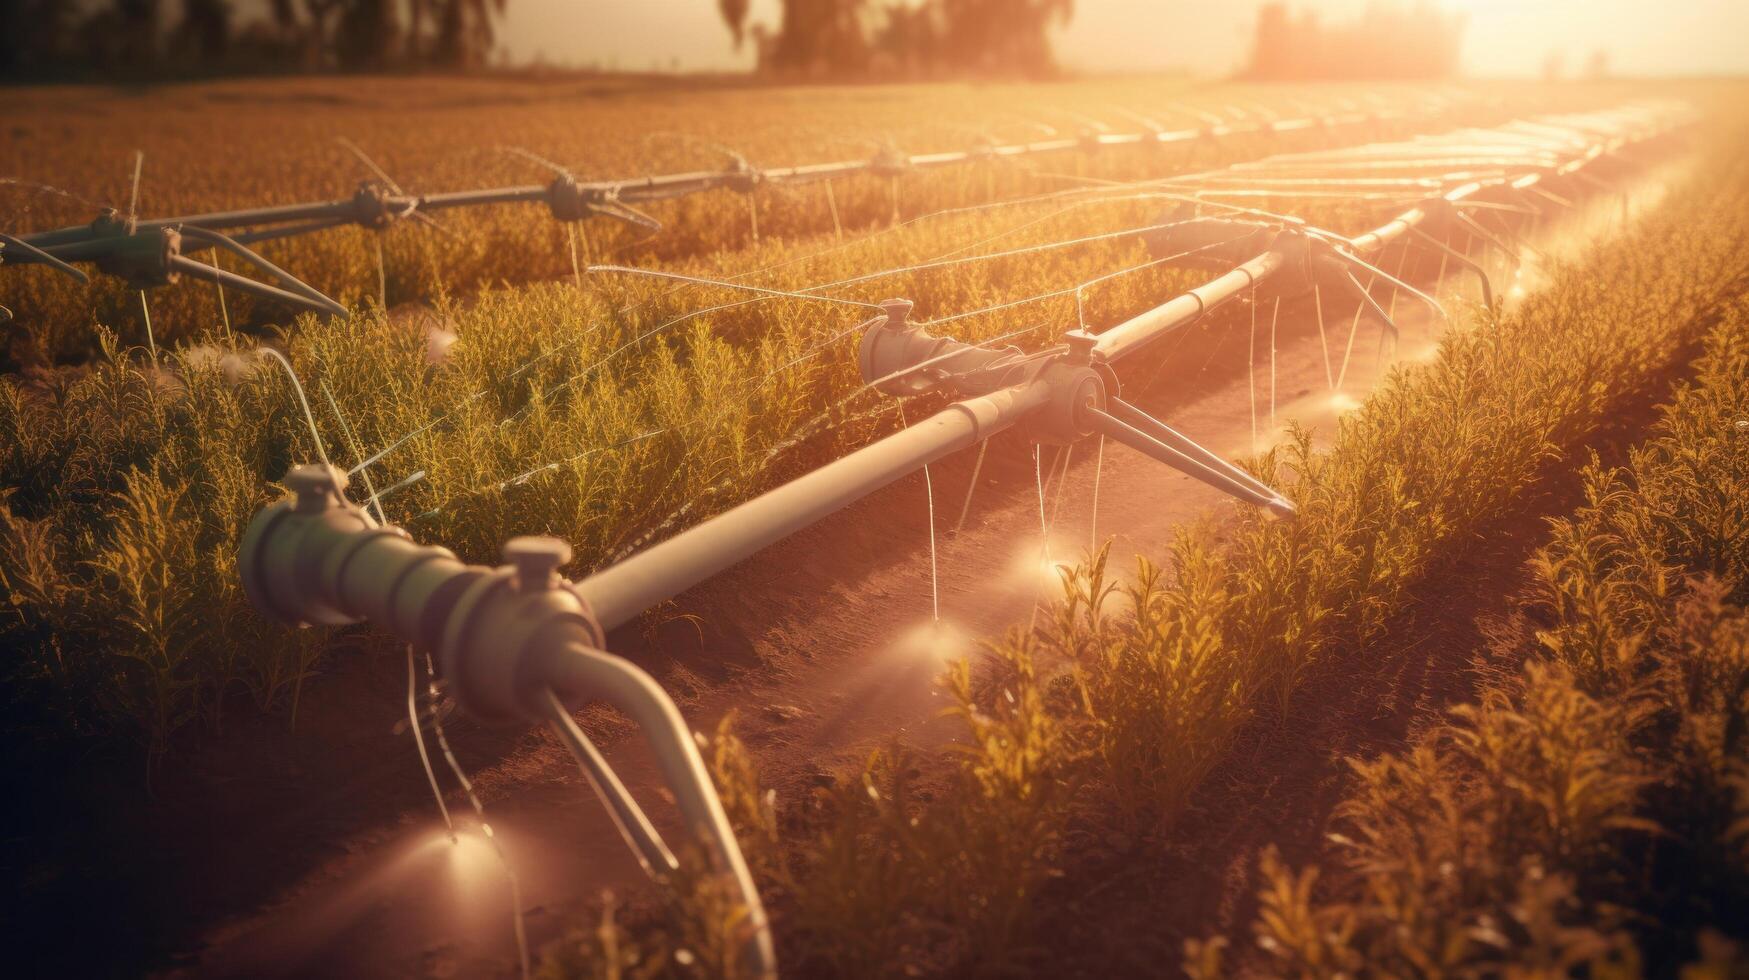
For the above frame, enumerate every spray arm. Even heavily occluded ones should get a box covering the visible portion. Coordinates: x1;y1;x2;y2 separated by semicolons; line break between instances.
239;467;777;977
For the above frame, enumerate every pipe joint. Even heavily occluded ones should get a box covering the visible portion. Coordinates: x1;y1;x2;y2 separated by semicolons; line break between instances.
722;155;762;194
546;173;593;222
440;535;605;725
348;181;410;230
240;466;606;724
857;297;1026;397
88;213;182;288
868;144;911;178
1022;359;1108;446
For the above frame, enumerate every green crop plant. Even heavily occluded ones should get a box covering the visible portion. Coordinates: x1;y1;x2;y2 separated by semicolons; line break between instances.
2;78;1586;364
1215;296;1749;977
556;107;1749;976
1;123;1424;752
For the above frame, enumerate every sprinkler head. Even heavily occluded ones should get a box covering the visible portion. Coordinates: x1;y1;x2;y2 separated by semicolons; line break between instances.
1063;329;1098;365
878;297;913;330
504;535;572;593
286;463;349;514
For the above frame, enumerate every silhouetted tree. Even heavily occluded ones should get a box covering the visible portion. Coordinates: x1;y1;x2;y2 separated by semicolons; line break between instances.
406;0;430;62
741;0;1070;78
720;0;750;49
873;2;943;75
116;0;165;71
169;0;234;66
1247;1;1462;80
0;0;82;78
434;0;507;68
336;0;399;68
763;0;874;76
938;0;1072;77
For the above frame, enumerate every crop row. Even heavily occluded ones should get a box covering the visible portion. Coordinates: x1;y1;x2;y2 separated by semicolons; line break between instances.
1221;291;1749;976
0;78;1560;365
550;108;1749;976
0;83;1541;753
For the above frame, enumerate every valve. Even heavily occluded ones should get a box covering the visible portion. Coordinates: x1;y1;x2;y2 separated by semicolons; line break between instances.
87;209;183;288
506;535;570;592
546;173;591;222
869;143;910;178
287;462;350;514
1064;328;1098;365
442;535;604;724
722;154;761;194
858;297;1029;397
347;181;408;230
1022;356;1107;446
545;174;663;233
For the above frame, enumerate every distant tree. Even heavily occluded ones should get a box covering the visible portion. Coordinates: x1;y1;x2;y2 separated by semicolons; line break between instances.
169;0;234;66
873;2;943;75
746;0;1069;78
1541;48;1565;82
336;0;399;68
115;0;165;71
1246;1;1462;81
1585;48;1611;80
433;0;507;68
266;0;345;69
938;0;1073;77
406;0;430;62
5;0;519;78
720;0;751;49
763;0;875;76
0;0;82;78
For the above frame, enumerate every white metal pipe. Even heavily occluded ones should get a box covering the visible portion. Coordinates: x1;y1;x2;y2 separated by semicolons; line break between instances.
575;383;1052;630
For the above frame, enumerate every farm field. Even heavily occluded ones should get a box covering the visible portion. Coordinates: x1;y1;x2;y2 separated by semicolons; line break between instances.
2;72;1747;978
6;75;1614;365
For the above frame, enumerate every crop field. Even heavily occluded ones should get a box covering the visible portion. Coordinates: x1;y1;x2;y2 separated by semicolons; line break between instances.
2;71;1747;979
0;76;1535;746
2;75;1553;364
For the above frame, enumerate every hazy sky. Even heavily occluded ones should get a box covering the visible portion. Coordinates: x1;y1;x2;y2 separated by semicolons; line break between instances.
494;0;1749;77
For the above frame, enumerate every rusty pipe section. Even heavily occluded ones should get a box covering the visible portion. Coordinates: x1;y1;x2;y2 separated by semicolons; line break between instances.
238;465;776;979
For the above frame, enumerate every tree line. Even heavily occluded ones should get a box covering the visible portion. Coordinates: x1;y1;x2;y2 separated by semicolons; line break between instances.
1246;1;1462;81
719;0;1074;79
0;1;510;81
1;1;1077;83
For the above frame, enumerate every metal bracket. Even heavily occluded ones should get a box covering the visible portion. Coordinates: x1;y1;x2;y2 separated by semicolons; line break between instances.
89;212;182;288
546;174;663;233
